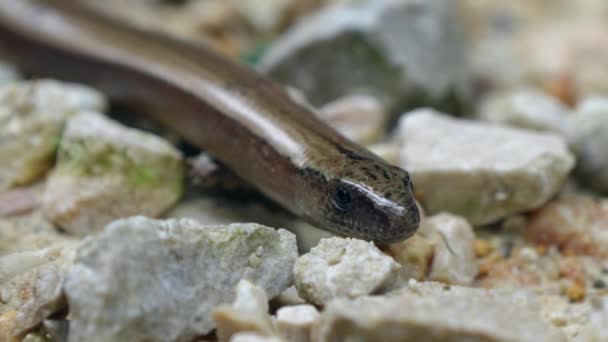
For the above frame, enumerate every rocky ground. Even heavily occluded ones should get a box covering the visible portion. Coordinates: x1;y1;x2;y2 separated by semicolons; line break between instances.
1;0;608;341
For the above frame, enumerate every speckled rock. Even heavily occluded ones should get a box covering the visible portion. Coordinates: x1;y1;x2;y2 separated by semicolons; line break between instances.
318;94;388;145
275;305;318;342
42;112;184;235
0;80;106;192
478;88;570;134
426;214;478;285
167;198;333;252
0;62;19;86
397;109;574;225
312;281;566;342
260;0;469;112
293;237;400;306
64;217;297;342
213;280;275;342
570;97;608;193
0;244;76;340
525;196;608;258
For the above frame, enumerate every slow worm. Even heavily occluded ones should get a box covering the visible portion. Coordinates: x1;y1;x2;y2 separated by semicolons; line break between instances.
0;0;420;243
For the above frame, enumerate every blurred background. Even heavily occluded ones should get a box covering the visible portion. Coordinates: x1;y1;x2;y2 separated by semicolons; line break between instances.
85;0;608;111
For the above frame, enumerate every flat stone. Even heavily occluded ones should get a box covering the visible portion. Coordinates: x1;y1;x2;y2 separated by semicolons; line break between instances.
293;237;400;306
260;0;469;112
478;88;570;134
570;97;608;193
525;196;608;258
275;304;318;342
396;109;574;225
42;112;184;235
0;80;106;192
64;217;297;342
312;281;566;342
213;280;275;342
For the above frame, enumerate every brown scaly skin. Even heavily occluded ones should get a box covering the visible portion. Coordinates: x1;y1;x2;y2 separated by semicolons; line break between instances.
0;0;419;243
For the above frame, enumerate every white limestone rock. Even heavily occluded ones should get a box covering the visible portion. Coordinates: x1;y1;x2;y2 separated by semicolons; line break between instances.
570;97;608;193
397;109;575;225
312;281;566;342
42;112;183;235
260;0;469;111
64;217;297;342
275;304;319;342
213;280;275;342
425;213;478;285
387;213;477;285
0;80;106;192
293;237;400;306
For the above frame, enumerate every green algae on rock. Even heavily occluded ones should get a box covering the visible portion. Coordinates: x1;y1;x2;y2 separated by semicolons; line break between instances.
42;112;184;236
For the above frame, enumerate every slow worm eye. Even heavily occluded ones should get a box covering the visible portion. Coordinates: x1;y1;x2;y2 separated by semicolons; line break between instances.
332;185;353;211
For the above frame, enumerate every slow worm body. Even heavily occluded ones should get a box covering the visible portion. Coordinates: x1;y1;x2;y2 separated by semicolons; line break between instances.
0;0;420;243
